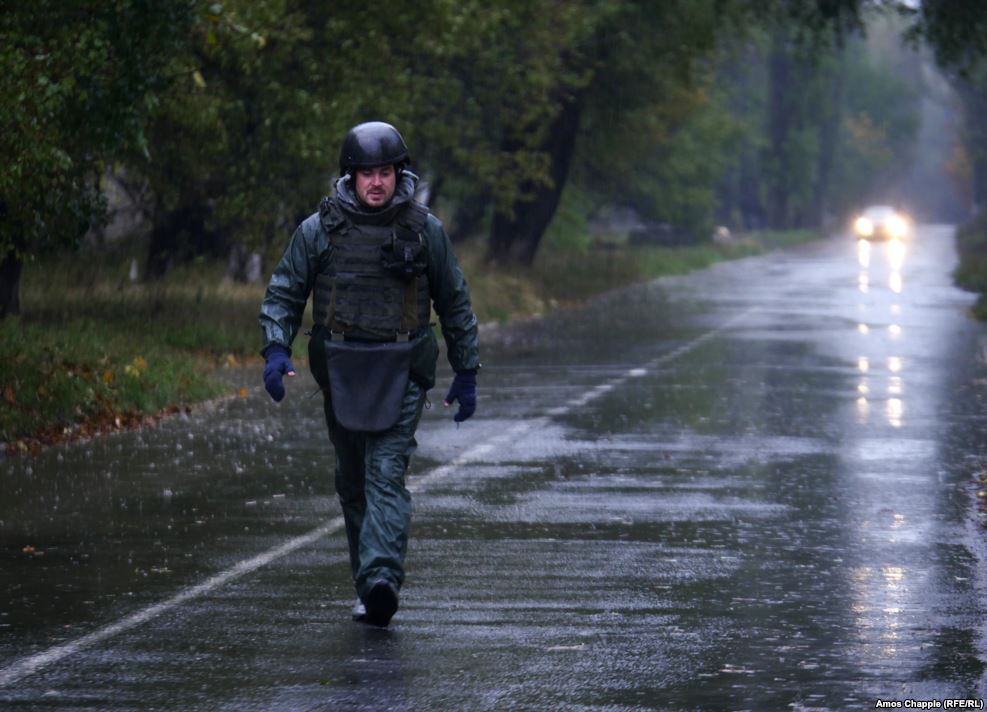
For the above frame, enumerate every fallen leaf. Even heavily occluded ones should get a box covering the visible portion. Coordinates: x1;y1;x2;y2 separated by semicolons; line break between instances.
238;387;249;398
102;370;115;384
3;384;15;404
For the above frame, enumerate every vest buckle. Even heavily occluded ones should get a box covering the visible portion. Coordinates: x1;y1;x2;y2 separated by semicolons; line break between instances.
395;331;410;342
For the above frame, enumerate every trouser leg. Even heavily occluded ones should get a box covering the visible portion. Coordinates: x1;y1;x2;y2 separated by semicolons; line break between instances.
325;381;426;600
356;381;425;599
325;399;366;582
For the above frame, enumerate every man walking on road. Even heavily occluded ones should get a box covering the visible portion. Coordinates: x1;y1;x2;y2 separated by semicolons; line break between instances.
258;121;480;627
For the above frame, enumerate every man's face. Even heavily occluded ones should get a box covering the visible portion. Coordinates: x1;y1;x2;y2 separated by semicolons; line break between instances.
354;165;397;208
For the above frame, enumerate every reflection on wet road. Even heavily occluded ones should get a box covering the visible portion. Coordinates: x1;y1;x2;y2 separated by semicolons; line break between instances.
2;227;987;709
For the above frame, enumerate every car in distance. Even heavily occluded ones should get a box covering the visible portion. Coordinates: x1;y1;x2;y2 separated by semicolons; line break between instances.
852;205;910;241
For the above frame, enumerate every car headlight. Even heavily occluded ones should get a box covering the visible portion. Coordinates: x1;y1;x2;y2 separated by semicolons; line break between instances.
887;214;908;238
854;217;874;236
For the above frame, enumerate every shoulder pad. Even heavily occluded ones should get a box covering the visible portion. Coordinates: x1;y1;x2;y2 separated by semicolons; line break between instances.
318;197;349;234
398;201;429;234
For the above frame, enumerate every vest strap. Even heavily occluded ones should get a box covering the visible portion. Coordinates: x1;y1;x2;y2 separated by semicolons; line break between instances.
319;196;349;236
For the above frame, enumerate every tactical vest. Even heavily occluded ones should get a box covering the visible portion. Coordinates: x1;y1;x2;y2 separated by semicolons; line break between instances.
312;198;431;342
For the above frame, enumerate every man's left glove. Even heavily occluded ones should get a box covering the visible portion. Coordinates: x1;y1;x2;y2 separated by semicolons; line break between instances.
262;345;295;402
443;370;476;423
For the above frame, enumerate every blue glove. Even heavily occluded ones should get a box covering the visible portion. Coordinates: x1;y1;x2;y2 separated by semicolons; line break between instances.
443;370;476;423
263;345;295;402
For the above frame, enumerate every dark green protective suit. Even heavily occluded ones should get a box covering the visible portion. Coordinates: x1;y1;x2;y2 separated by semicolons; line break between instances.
259;171;480;600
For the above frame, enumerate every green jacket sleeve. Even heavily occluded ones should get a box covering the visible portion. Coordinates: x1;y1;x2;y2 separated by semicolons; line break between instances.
424;214;480;373
258;213;325;354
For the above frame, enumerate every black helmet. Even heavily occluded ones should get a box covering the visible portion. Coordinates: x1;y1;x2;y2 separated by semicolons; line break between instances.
339;121;410;175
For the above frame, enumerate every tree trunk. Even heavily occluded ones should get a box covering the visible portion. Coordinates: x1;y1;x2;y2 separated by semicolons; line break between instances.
766;30;794;230
146;211;179;279
813;47;846;228
146;203;216;279
0;248;22;318
225;243;264;283
450;193;489;244
487;90;584;265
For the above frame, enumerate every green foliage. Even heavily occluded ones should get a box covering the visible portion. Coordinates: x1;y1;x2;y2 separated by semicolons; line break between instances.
710;10;922;233
829;31;922;212
953;217;987;294
0;317;226;445
915;1;987;74
340;0;600;215
126;0;609;262
949;210;987;319
134;1;327;255
566;0;724;237
0;250;264;442
1;0;974;284
0;1;192;257
543;185;593;252
632;93;742;238
19;250;265;356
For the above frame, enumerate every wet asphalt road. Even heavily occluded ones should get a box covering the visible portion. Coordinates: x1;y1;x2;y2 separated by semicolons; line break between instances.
2;226;987;710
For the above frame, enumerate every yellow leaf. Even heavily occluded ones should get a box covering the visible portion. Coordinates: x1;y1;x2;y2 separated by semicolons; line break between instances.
192;70;207;89
102;370;115;384
124;356;147;378
238;387;249;398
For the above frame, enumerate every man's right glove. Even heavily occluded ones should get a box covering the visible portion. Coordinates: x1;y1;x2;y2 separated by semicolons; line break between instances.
262;345;295;402
443;370;477;423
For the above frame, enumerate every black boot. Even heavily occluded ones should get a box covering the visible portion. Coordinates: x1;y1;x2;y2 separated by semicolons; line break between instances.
363;580;399;627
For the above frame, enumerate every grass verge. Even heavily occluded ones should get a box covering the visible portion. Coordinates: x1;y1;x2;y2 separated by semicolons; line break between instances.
459;229;818;323
2;257;262;452
953;216;987;320
1;228;818;451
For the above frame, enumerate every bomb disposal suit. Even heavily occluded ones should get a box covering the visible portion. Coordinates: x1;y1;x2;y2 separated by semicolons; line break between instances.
258;122;479;627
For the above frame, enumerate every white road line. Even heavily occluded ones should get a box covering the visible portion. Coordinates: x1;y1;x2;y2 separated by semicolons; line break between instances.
0;308;753;688
0;516;342;688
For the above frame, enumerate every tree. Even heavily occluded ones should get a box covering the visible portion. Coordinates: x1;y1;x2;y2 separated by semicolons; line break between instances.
910;2;987;216
133;0;584;275
485;0;869;263
709;4;920;234
0;1;192;315
569;0;733;240
133;0;329;278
